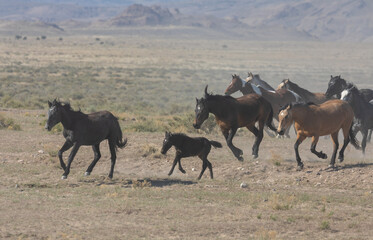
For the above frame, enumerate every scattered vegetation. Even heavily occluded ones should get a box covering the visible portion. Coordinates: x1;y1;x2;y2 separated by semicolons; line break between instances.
0;113;21;130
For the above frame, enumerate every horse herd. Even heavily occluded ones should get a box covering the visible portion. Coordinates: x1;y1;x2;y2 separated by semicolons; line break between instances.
45;73;373;180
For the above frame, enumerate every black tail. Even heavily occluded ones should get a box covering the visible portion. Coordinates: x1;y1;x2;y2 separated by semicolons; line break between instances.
113;119;127;150
349;123;360;150
266;106;277;132
209;140;222;148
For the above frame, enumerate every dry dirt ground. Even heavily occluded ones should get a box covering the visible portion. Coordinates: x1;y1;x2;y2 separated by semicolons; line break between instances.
0;108;372;240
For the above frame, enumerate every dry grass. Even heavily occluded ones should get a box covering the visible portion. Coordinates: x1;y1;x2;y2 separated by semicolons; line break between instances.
0;30;373;239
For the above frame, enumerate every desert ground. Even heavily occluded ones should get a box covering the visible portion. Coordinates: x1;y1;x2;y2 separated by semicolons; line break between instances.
0;30;373;239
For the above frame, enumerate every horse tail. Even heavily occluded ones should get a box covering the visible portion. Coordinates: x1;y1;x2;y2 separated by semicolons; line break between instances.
209;140;222;148
349;123;361;150
112;118;128;150
266;106;277;132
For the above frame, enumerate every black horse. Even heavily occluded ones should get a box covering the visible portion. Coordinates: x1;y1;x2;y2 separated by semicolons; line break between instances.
193;85;276;160
45;100;127;179
161;132;222;180
325;75;373;101
341;86;373;154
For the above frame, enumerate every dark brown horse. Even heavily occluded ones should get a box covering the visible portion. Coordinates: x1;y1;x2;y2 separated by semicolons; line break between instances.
45;100;127;179
277;79;328;104
277;100;360;170
161;132;222;180
225;74;301;137
194;85;277;160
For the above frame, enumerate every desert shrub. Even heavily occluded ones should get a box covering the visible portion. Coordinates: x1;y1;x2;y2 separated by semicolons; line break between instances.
0;114;21;130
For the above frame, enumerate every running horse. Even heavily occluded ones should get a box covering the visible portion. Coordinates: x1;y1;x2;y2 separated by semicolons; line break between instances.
225;74;302;137
341;86;373;154
277;100;360;170
45;99;127;179
277;79;328;104
194;85;277;160
325;75;373;101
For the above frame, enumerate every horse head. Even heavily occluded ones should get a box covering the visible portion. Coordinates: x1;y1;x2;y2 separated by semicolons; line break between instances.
225;74;244;95
45;99;63;131
325;75;345;98
277;104;293;135
161;131;173;154
277;79;290;90
193;97;209;129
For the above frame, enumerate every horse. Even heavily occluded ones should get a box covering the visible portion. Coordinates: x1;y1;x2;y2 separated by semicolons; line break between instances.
225;74;301;138
161;132;222;180
246;72;275;91
194;85;277;160
341;86;373;153
277;79;328;104
325;75;373;101
277;100;360;170
45;99;127;179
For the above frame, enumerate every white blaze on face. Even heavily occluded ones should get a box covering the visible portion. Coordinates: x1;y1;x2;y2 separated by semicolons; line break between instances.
340;89;349;101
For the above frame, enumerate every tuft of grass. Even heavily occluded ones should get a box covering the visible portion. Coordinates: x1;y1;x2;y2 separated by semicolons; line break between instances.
140;143;162;158
0;113;21;130
255;228;277;240
320;220;330;230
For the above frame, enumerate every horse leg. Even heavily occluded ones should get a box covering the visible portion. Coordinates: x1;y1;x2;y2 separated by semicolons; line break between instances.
85;144;101;176
198;145;213;179
222;128;243;161
177;158;186;174
361;129;368;154
368;129;372;143
108;140;117;179
168;155;181;176
62;143;81;179
294;135;306;170
247;124;263;159
310;136;327;159
197;160;207;180
58;141;73;171
328;132;339;168
338;127;351;163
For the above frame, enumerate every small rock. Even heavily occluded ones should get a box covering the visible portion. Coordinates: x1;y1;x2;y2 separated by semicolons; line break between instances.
191;168;196;172
38;150;44;154
315;183;321;187
15;184;18;188
240;182;248;188
255;161;259;164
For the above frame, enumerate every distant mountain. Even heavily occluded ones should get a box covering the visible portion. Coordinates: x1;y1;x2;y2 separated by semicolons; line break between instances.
0;0;372;42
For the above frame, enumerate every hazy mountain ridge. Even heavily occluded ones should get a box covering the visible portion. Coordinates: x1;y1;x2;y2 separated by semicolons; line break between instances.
0;0;372;42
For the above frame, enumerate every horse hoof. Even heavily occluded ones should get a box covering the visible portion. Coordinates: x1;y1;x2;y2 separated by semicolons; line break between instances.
322;154;328;159
84;172;91;176
252;154;258;159
237;156;244;162
296;164;304;171
61;175;67;180
339;157;344;163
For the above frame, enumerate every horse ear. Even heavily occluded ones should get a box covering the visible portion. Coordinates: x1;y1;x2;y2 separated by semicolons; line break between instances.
330;75;333;78
48;100;52;107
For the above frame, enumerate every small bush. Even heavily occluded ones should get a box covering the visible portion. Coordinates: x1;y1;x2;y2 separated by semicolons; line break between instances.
0;114;21;131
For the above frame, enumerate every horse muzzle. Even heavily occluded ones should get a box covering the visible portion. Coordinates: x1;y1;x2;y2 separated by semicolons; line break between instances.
193;123;201;129
277;130;285;136
45;124;52;131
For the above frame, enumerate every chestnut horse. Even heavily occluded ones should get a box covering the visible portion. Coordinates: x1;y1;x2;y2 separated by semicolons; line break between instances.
225;74;302;137
194;85;277;160
277;100;360;170
277;79;327;104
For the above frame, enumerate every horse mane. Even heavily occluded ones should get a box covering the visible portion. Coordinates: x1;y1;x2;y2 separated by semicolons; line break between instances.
286;79;315;98
206;92;238;103
279;102;317;113
56;101;85;116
